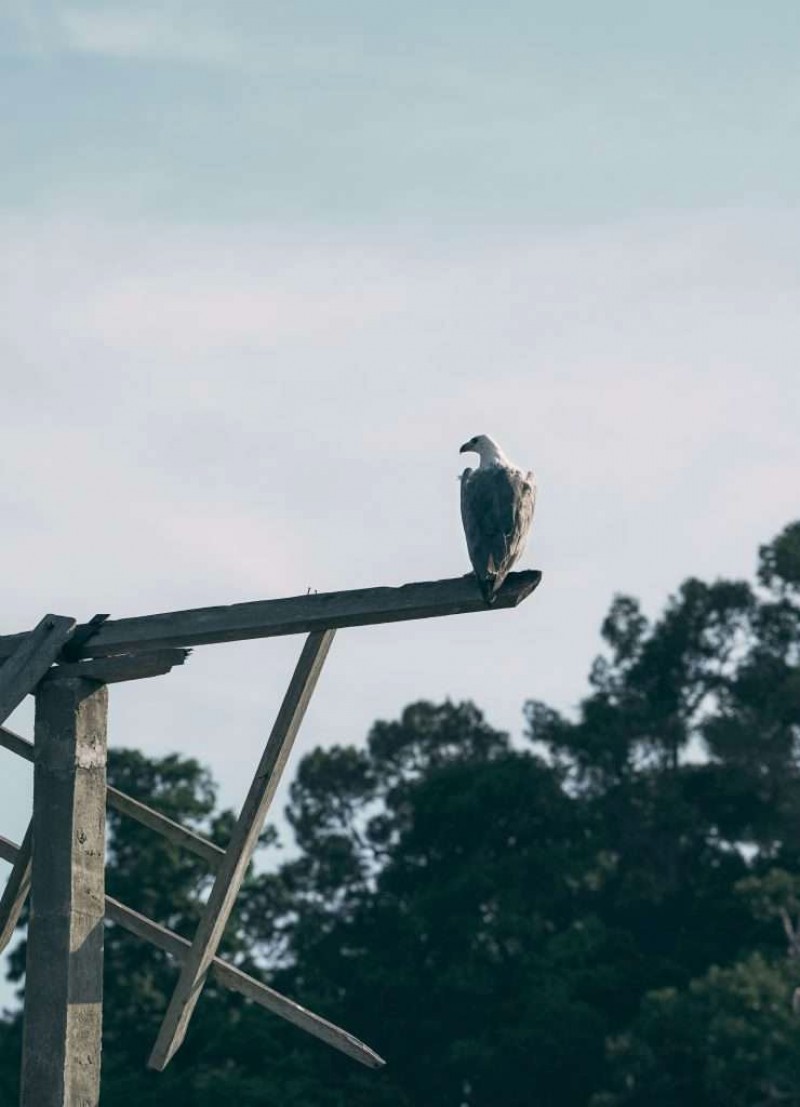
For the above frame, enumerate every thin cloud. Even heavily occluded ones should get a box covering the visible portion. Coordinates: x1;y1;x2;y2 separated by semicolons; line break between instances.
59;5;241;65
2;3;364;71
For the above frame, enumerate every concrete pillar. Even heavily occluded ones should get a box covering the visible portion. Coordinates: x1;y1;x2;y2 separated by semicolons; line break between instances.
20;678;108;1107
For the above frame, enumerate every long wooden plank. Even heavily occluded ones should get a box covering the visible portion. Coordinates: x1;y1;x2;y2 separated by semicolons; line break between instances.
0;833;384;1070
0;820;31;952
0;614;75;723
149;629;336;1071
42;648;191;685
0;725;225;870
0;571;541;661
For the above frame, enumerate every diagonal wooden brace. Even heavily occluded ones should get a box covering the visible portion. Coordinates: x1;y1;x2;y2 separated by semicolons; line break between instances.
0;723;226;871
0;614;75;725
0;819;32;953
0;832;383;1069
148;629;336;1071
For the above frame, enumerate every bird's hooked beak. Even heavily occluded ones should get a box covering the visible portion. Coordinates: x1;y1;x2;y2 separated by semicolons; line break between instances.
459;441;471;454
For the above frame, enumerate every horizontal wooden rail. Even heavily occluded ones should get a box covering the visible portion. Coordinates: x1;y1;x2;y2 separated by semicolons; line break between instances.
0;834;384;1070
0;726;225;870
0;571;541;661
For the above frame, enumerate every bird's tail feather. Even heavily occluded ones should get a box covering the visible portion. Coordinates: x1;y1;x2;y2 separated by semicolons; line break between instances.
478;574;499;604
476;570;512;604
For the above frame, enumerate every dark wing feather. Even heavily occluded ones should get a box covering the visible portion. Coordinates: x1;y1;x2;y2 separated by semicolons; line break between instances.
461;466;535;598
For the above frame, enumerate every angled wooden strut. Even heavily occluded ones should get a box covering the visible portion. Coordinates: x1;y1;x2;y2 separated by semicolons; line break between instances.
0;614;76;724
148;629;336;1070
0;833;383;1069
0;724;226;878
0;820;31;953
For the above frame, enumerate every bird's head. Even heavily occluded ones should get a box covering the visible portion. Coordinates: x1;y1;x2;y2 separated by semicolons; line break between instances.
459;434;507;466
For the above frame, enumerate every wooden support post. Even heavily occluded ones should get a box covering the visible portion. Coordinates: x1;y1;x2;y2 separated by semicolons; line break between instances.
149;629;336;1070
20;678;109;1107
0;820;31;953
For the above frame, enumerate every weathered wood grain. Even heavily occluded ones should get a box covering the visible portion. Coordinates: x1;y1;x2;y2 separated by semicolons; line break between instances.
0;571;541;660
0;725;225;870
148;629;336;1071
0;820;31;952
21;677;108;1107
43;648;191;685
0;614;75;723
0;834;384;1069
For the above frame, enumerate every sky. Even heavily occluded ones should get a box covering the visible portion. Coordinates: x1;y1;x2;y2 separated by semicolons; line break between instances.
1;1;799;1010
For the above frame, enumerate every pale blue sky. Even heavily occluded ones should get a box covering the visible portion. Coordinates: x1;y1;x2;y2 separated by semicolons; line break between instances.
3;2;800;220
1;1;800;1013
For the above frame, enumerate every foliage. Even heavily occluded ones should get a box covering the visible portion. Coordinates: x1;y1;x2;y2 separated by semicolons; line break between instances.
1;522;800;1104
595;954;800;1107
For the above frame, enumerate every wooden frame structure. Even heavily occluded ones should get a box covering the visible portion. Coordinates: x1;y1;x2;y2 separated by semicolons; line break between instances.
0;571;541;1106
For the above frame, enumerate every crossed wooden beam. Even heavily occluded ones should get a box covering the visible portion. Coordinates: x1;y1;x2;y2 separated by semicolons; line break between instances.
0;571;541;1104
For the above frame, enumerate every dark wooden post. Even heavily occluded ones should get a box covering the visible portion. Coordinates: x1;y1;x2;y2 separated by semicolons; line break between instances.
20;678;108;1107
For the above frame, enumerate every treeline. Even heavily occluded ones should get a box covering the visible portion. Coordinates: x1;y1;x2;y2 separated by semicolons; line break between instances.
2;523;800;1105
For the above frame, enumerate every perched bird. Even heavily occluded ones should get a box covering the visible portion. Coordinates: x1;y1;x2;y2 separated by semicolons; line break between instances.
459;434;536;603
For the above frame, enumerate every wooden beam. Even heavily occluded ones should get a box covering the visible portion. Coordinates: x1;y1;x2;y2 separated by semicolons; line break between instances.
0;834;384;1070
0;614;75;723
0;725;225;871
105;787;225;870
110;896;383;1070
0;725;32;764
21;677;108;1107
43;648;191;685
0;820;31;953
149;629;336;1071
0;571;541;661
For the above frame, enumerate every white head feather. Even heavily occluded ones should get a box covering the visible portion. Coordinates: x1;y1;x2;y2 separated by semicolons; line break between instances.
459;434;512;469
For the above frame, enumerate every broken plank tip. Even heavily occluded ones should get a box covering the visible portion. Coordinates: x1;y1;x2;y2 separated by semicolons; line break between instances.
44;647;193;686
346;1040;386;1069
503;568;542;605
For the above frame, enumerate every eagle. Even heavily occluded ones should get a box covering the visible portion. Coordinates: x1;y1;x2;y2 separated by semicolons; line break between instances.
459;434;536;603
